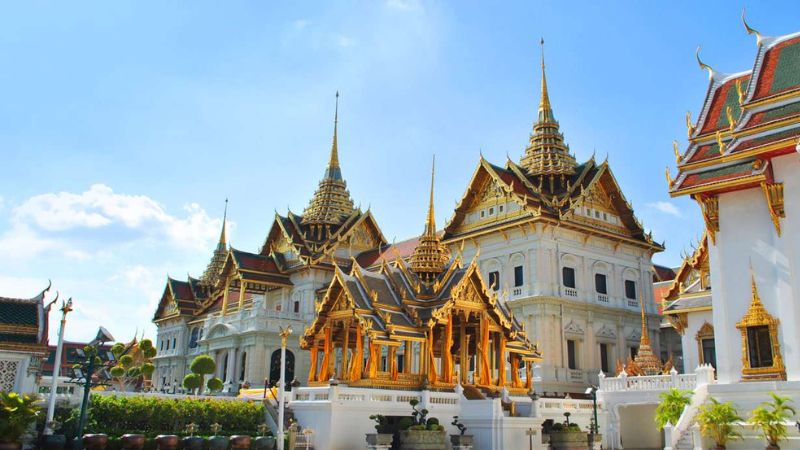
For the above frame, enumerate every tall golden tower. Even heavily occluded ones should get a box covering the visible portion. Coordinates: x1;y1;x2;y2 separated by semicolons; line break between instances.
302;92;357;239
519;39;577;191
410;156;450;283
200;199;229;287
634;291;662;375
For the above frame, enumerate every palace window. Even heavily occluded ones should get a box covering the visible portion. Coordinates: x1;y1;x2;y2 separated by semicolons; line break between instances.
625;280;637;300
488;207;495;215
480;210;485;218
600;343;610;373
488;271;500;291
562;267;576;289
293;301;300;314
630;346;638;359
701;339;716;369
172;338;176;350
514;265;524;287
189;328;200;349
595;274;607;295
595;210;601;219
160;340;164;351
498;205;504;213
165;339;170;351
567;340;578;370
747;326;773;368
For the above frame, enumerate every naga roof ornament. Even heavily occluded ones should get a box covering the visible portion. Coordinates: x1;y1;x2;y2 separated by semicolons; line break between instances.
302;92;357;228
519;38;577;184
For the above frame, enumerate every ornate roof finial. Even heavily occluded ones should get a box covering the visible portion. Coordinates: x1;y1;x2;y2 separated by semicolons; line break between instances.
520;38;577;180
633;286;662;375
200;199;230;286
220;198;228;247
696;46;715;80
742;8;763;46
302;92;357;228
410;155;450;283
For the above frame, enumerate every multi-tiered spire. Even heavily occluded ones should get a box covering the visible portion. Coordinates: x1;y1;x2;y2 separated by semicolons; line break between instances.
200;199;229;287
634;289;662;375
519;39;577;191
410;156;450;283
302;92;357;238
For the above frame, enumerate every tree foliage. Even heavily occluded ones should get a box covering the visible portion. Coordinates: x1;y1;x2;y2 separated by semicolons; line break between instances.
750;392;796;446
695;397;743;446
655;388;693;430
206;377;224;392
183;374;202;392
109;337;158;392
190;355;216;376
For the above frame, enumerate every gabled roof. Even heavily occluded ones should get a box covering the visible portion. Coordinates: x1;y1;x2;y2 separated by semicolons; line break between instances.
0;284;50;351
443;156;661;250
671;29;800;198
153;277;201;321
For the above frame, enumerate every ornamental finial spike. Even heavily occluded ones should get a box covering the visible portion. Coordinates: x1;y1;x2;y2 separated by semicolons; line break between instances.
665;166;674;188
695;46;715;80
673;140;681;164
742;8;763;46
686;111;695;139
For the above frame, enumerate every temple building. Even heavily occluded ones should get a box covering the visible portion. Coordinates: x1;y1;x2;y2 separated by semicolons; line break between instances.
0;284;51;393
300;160;541;392
152;95;387;392
441;41;665;393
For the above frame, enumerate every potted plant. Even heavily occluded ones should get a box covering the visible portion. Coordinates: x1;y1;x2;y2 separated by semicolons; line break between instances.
655;388;693;430
450;416;473;448
120;434;145;450
182;423;204;450
750;392;796;450
82;434;108;450
41;420;66;450
254;424;276;450
154;435;179;450
366;414;393;447
695;397;743;450
229;435;251;450
0;392;41;450
398;400;446;450
207;423;228;450
548;412;589;450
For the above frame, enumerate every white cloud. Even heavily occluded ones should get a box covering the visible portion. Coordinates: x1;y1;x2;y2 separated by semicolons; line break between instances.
647;201;683;218
0;184;222;260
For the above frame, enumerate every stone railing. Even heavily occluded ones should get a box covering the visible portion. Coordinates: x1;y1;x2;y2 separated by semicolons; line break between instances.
598;365;715;393
596;293;609;303
564;287;578;298
291;385;460;408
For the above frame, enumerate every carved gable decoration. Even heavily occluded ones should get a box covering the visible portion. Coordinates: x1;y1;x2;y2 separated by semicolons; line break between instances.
596;324;617;340
627;328;641;342
479;178;506;203
564;319;584;336
347;221;381;251
584;184;614;210
273;233;293;254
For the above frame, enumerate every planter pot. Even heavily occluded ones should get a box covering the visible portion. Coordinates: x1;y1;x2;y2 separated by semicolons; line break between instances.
154;435;179;450
208;436;229;450
254;436;276;450
549;431;589;450
43;434;67;450
398;430;446;450
449;434;474;447
713;446;726;450
121;434;145;450
82;434;109;450
182;436;204;450
365;433;394;446
0;442;22;450
230;435;251;450
766;446;780;450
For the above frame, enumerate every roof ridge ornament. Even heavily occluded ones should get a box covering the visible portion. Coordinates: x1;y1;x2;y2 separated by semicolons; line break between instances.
742;8;763;46
695;46;715;80
409;155;450;284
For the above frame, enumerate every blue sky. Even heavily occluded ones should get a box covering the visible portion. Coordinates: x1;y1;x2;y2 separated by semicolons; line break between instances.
1;1;798;342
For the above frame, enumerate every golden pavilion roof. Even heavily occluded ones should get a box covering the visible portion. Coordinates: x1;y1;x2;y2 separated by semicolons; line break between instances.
200;199;229;287
519;39;577;181
410;157;450;281
302;93;357;227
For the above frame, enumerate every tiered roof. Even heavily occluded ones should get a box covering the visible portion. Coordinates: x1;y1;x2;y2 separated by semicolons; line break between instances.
409;158;450;282
670;27;800;197
0;283;51;353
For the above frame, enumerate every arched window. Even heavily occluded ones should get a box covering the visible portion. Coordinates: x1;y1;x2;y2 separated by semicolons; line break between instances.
240;352;247;381
189;328;200;349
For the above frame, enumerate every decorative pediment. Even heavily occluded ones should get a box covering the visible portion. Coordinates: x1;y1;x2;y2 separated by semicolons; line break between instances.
627;328;641;342
564;319;584;336
595;324;616;340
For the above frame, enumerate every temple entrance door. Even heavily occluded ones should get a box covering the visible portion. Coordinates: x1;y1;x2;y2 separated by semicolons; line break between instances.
269;349;295;388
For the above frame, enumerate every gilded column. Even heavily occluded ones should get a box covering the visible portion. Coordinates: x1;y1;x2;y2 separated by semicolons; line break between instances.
498;335;507;387
308;346;318;383
238;280;247;310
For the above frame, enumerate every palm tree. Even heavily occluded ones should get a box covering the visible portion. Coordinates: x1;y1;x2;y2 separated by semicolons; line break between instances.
695;397;743;449
750;392;797;449
655;388;693;430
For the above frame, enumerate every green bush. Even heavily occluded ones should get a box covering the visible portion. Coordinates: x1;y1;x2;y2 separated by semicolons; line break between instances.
398;417;413;430
109;366;125;378
183;374;202;392
119;355;134;367
206;377;224;392
84;394;265;437
190;355;216;375
426;417;439;427
139;339;153;351
141;363;155;377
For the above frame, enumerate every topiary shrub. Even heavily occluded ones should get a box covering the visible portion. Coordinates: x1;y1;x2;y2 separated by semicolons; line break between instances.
398;417;413;431
207;377;224;393
183;374;202;393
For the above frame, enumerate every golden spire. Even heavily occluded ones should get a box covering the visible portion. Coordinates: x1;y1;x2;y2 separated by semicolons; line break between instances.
201;199;229;287
410;156;450;283
520;38;577;184
634;287;662;375
302;92;357;230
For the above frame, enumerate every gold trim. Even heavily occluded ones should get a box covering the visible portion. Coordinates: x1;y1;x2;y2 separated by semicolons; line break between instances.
698;196;719;244
695;322;714;365
736;275;785;381
761;182;785;236
671;172;767;197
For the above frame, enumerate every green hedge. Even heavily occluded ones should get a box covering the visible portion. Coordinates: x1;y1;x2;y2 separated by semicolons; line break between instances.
83;395;266;437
